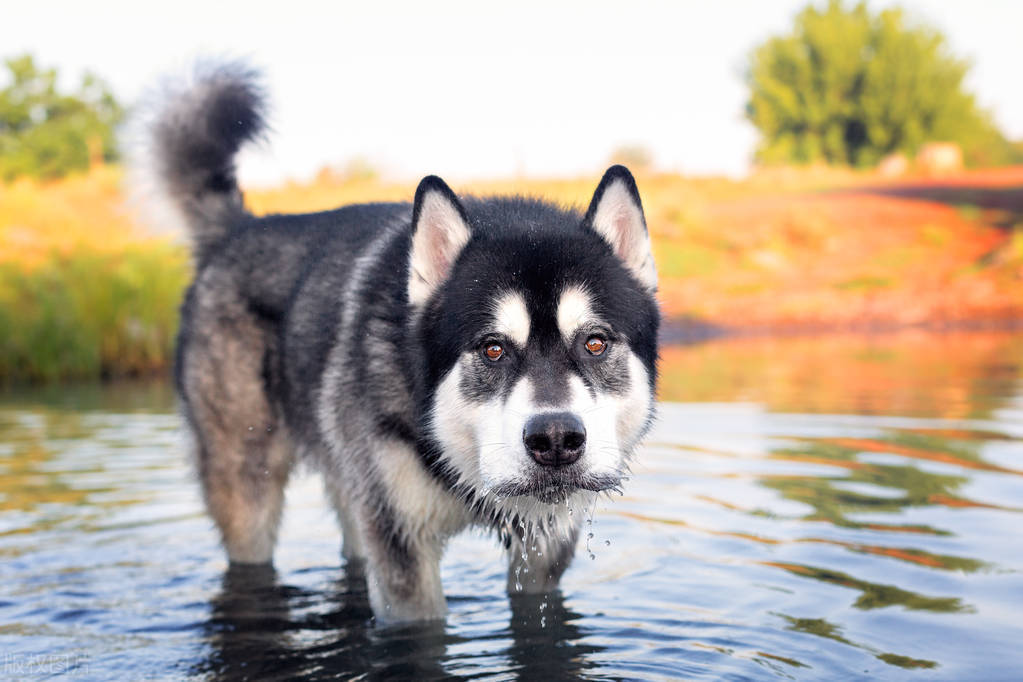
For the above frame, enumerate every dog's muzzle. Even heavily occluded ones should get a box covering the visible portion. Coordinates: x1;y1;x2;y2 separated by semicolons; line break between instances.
523;412;586;467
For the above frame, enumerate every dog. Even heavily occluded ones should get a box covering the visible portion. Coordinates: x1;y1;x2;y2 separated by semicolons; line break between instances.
142;64;660;623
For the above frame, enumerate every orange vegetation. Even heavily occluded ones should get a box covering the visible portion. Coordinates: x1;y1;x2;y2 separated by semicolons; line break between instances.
657;330;1023;419
654;167;1023;330
3;164;1023;334
0;165;164;266
247;165;1023;332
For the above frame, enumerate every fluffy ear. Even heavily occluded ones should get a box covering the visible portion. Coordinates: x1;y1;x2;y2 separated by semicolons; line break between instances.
408;175;472;306
584;165;657;291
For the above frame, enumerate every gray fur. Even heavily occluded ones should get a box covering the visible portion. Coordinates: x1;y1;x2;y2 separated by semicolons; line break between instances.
147;62;266;257
146;64;659;624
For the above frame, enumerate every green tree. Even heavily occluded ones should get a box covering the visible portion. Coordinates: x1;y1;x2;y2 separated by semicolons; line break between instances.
745;0;1019;167
0;54;123;181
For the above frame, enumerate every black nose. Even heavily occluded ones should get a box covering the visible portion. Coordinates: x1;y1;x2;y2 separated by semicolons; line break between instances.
523;412;586;467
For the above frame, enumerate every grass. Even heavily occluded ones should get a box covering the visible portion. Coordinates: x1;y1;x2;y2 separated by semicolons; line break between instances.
0;244;189;382
832;276;894;291
656;243;725;278
0;166;190;382
1;162;1022;382
956;203;982;222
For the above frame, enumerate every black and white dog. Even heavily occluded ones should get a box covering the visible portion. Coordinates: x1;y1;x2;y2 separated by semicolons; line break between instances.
144;64;659;623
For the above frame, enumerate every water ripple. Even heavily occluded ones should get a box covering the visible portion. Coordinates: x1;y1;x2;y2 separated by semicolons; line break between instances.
2;334;1023;678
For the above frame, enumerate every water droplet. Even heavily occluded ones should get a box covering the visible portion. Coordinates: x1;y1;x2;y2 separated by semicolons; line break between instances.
540;615;546;628
604;539;611;546
247;426;253;431
587;532;594;540
589;553;595;560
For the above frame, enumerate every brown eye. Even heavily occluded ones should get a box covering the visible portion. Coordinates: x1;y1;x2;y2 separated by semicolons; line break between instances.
484;343;504;361
584;336;607;355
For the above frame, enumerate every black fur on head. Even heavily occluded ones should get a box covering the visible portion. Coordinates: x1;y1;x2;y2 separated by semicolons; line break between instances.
404;167;659;507
412;178;660;395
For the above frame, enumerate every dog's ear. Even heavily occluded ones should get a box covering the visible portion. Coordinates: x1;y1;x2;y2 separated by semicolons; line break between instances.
408;175;472;306
584;165;657;291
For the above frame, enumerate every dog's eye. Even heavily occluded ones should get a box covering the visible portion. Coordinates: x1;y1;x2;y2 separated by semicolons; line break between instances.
584;336;607;355
483;343;505;361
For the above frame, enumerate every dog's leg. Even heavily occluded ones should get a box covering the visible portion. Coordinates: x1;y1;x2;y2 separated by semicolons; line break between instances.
506;519;582;594
180;287;293;565
323;473;366;562
339;440;460;622
338;506;367;563
355;500;447;623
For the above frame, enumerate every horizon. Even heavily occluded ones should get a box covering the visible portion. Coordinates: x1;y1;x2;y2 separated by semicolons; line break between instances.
4;0;1022;186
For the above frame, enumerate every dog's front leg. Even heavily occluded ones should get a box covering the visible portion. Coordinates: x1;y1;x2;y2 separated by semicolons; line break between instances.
506;519;582;594
357;504;447;623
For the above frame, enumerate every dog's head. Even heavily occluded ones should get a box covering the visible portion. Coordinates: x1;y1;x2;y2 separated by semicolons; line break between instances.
409;166;659;506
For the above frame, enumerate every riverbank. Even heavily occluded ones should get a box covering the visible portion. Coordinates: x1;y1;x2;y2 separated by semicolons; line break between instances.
1;164;1021;381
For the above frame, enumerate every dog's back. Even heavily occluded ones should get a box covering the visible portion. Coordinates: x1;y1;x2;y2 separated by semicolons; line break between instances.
143;65;408;563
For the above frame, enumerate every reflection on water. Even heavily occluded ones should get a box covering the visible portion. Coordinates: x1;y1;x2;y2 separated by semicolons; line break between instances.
194;563;604;680
1;332;1022;679
659;330;1023;418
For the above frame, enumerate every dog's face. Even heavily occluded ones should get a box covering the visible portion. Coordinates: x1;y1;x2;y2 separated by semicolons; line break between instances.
410;167;659;505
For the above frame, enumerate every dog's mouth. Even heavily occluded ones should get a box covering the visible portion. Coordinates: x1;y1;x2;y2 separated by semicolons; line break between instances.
488;469;622;505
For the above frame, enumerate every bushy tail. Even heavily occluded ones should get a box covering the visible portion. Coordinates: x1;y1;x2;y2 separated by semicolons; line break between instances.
140;62;266;258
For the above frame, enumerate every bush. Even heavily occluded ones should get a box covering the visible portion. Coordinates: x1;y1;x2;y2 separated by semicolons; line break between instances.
746;1;1020;167
0;54;123;181
0;246;189;382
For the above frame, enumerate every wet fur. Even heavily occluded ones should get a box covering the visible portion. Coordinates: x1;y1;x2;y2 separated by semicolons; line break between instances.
146;63;659;623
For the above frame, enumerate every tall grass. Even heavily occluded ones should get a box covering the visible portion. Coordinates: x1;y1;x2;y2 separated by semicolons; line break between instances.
0;245;189;382
0;166;190;383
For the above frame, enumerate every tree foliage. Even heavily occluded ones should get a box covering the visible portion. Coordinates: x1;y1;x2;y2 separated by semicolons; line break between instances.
0;54;123;182
746;1;1019;167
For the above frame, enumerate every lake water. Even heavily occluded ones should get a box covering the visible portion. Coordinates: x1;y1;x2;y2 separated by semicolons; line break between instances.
2;331;1022;680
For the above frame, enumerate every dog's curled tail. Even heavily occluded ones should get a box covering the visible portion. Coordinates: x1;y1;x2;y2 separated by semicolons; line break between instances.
137;62;266;258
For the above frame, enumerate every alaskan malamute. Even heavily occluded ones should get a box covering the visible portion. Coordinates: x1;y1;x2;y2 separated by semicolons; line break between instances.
144;64;659;623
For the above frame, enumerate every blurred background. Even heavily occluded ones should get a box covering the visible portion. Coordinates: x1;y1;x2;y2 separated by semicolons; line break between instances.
4;3;1023;678
0;0;1021;382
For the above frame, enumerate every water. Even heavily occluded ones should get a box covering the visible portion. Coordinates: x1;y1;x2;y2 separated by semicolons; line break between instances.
2;332;1022;680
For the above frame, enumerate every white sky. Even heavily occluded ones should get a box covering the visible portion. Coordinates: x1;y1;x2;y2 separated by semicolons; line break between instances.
3;0;1021;185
